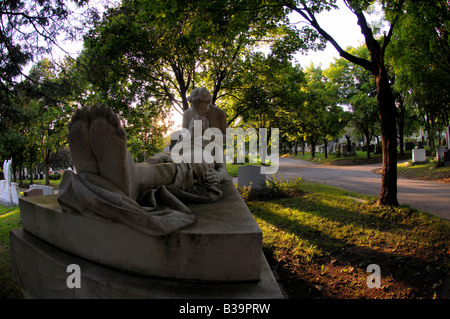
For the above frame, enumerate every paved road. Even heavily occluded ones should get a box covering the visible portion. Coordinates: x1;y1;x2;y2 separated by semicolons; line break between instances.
273;157;450;221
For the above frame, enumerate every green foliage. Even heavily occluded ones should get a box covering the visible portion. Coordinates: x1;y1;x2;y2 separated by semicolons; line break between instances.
387;0;450;149
237;176;304;201
293;64;348;155
325;45;380;158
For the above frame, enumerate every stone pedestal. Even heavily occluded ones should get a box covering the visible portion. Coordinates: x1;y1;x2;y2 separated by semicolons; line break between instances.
10;229;282;299
10;181;283;299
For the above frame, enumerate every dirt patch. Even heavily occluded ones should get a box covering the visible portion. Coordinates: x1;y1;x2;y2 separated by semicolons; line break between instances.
265;242;449;299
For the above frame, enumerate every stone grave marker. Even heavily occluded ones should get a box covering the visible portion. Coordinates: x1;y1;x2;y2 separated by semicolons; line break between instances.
238;165;266;190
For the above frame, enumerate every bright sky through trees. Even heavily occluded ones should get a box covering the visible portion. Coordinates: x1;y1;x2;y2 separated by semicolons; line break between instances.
42;0;379;131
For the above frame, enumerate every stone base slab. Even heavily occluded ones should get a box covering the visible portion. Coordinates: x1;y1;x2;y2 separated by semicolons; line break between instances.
10;228;284;299
19;181;262;282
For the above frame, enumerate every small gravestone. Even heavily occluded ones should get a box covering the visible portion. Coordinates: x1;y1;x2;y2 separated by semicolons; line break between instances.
436;146;447;162
238;165;266;190
29;184;54;196
444;149;450;167
10;182;20;205
412;148;426;164
23;188;44;197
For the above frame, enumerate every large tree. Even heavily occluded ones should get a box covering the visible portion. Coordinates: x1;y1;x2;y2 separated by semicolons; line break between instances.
286;0;404;206
0;0;92;129
215;0;403;205
81;0;322;119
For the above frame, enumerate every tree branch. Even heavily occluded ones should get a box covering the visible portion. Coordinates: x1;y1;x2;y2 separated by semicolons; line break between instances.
380;16;397;62
285;2;374;72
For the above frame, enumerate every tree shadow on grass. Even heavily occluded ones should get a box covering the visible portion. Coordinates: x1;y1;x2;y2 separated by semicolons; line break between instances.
249;198;448;298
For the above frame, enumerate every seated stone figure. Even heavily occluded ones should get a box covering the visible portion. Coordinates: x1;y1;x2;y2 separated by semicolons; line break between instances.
182;87;227;136
58;104;228;236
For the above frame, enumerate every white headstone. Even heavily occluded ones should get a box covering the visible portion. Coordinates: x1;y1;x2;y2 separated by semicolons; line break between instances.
10;182;20;205
0;159;12;202
412;148;426;163
29;184;54;196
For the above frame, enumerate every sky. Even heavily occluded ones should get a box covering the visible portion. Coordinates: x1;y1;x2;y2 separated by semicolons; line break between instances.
291;0;369;68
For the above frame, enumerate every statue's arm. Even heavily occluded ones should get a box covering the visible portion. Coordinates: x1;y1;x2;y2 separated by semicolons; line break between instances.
215;162;231;183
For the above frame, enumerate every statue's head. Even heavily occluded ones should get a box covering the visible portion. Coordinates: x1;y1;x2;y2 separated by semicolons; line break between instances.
188;87;212;116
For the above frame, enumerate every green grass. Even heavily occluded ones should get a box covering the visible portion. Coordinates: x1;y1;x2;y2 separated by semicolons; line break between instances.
397;160;450;182
242;179;450;298
0;206;23;299
290;150;384;165
18;177;63;190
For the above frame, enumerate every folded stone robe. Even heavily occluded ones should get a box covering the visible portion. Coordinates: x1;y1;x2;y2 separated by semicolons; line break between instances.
58;162;223;236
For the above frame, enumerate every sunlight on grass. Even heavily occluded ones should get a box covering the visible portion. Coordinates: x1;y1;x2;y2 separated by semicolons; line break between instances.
0;206;23;299
243;181;450;298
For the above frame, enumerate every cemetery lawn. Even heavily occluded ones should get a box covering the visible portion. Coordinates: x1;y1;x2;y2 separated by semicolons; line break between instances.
289;150;412;166
290;151;450;182
0;206;23;299
243;180;450;299
396;161;450;183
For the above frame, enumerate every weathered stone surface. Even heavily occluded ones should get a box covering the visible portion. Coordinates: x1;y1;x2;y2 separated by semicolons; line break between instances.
29;184;54;195
19;181;262;282
412;148;426;163
238;165;267;190
22;188;44;197
10;228;284;299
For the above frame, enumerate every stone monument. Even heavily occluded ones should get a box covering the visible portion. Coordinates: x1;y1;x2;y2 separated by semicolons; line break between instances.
10;96;283;298
412;142;426;164
1;159;13;203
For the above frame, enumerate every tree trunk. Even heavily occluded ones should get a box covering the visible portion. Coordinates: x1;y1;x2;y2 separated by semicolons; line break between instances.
45;149;51;186
376;72;399;206
324;138;328;159
29;150;34;185
396;94;405;156
283;0;403;207
310;136;316;158
364;130;371;159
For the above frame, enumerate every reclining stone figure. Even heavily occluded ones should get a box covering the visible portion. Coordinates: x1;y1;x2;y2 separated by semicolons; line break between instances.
58;104;229;236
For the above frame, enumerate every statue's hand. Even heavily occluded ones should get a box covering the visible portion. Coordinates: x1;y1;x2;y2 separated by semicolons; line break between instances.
205;168;220;185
